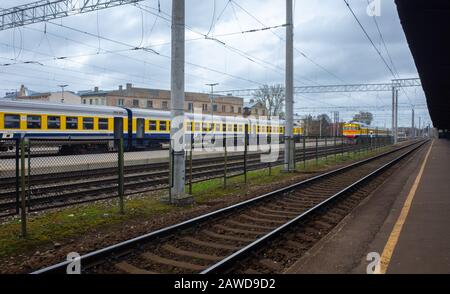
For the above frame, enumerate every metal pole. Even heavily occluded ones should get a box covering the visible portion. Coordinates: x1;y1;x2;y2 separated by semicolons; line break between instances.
223;139;227;189
189;142;193;195
20;139;27;238
315;136;318;167
15;139;19;215
170;0;190;204
244;125;248;184
206;83;218;120
411;108;415;139
392;86;396;144
118;137;124;214
284;0;294;172
395;89;399;144
303;136;306;169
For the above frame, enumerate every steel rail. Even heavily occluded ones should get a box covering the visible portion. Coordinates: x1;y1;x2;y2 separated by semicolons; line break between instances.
31;140;421;274
201;140;428;273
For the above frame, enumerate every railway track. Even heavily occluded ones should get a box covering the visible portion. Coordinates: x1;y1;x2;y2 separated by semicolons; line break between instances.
32;139;426;274
0;143;363;213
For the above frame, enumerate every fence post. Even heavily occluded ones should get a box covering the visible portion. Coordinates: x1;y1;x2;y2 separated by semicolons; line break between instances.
189;139;193;195
27;140;31;208
315;136;319;167
118;137;124;214
268;145;272;176
223;137;227;189
244;127;248;184
20;138;27;238
15;139;19;215
303;136;306;169
334;136;337;161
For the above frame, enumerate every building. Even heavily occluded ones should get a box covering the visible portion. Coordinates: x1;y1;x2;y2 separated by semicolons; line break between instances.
105;83;244;117
78;87;109;105
6;84;81;104
243;99;268;117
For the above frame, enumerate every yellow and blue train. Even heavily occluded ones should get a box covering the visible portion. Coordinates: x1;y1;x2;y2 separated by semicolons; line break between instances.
343;122;389;139
0;99;303;153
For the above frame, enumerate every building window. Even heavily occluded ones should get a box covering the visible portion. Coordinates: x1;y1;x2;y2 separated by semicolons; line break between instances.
147;100;153;109
27;115;41;129
222;105;226;112
213;104;218;112
230;106;234;113
47;116;61;129
101;99;105;105
262;109;265;116
162;101;168;109
133;100;139;107
4;114;20;129
98;118;109;130
117;99;124;106
238;107;242;114
83;117;94;130
89;99;93;105
82;99;87;104
255;109;259;115
66;117;78;129
188;102;193;111
202;104;208;111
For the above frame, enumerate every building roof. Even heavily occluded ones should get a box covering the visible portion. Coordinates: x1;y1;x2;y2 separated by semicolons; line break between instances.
78;90;111;97
244;100;262;109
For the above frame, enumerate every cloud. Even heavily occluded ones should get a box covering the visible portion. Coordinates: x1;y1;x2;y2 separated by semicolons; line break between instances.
0;0;430;127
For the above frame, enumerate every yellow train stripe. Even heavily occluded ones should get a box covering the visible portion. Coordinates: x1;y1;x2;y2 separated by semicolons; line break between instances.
379;140;434;274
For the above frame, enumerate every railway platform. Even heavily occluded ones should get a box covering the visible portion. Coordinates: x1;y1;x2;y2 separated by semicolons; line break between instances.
286;138;450;274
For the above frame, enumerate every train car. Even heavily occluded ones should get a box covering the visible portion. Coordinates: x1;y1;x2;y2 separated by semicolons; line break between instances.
343;122;388;139
1;99;303;153
0;99;127;153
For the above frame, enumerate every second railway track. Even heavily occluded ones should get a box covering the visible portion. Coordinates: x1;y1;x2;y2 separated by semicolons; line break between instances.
0;143;364;213
32;139;427;274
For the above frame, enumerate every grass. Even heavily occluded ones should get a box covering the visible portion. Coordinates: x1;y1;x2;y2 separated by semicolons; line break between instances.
0;145;390;259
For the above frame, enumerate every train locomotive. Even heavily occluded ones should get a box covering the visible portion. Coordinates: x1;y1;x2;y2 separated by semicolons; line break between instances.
343;122;388;140
0;99;303;153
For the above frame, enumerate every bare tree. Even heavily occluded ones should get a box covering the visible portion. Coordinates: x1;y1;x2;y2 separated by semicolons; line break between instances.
353;111;374;125
252;84;285;119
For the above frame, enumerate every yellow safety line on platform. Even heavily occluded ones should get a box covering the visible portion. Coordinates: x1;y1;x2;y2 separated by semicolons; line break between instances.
379;140;434;274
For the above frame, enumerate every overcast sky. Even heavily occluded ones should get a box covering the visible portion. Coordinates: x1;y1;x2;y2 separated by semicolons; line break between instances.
0;0;431;128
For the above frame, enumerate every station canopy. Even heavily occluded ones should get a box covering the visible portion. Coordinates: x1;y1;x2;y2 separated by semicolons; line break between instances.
395;0;450;130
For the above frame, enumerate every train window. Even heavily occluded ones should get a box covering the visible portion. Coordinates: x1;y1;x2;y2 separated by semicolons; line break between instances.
149;120;157;131
83;117;94;130
252;126;256;133
222;124;227;132
98;118;109;130
186;122;192;132
233;124;238;132
202;123;209;132
215;124;220;132
47;116;61;129
27;115;41;129
160;121;167;131
4;114;20;129
167;121;170;131
66;117;78;129
238;125;243;132
194;123;201;132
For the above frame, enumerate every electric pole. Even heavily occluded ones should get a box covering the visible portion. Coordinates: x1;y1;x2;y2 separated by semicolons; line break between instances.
411;107;415;138
58;84;68;103
169;0;191;205
206;83;219;120
284;0;295;172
